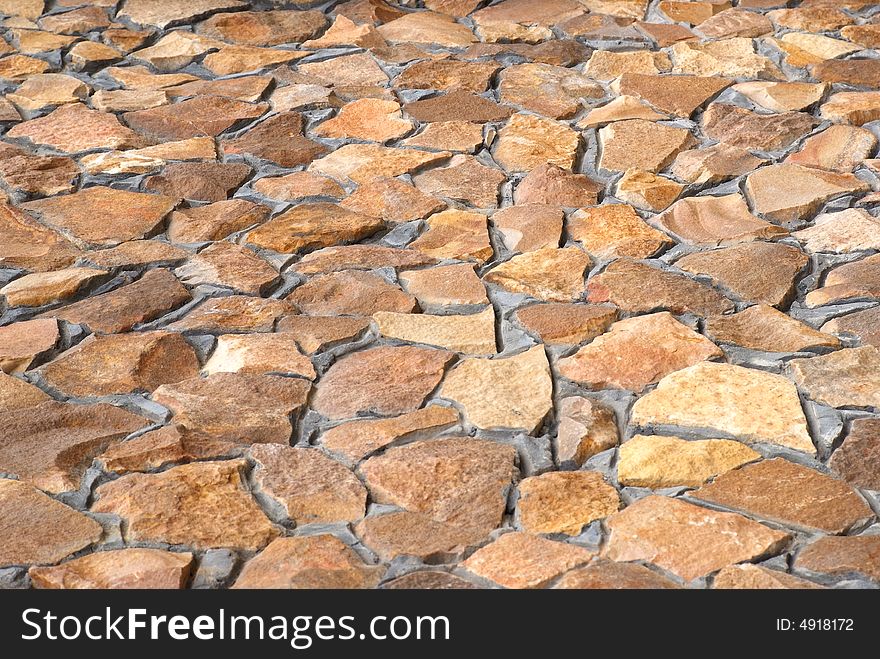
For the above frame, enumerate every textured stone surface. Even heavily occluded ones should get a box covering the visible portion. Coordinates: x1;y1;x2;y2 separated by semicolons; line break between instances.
517;471;620;535
706;305;839;352
603;495;790;581
830;418;880;491
795;536;880;582
554;559;681;589
515;303;616;346
570;204;672;259
599;119;694;173
247;203;384;255
0;318;59;374
483;248;591;302
713;564;822;590
788;346;880;409
29;549;193;589
653;194;786;246
494;113;579;172
374;307;496;355
203;333;315;379
806;254;880;307
793;209;880;254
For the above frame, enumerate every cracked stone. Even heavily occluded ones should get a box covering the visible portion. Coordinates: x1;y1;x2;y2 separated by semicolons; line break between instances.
614;170;684;212
787;125;876;173
732;80;826;113
221;112;326;167
555;397;619;468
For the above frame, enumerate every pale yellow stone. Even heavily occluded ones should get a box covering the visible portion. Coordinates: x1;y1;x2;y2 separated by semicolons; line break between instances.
373;307;496;355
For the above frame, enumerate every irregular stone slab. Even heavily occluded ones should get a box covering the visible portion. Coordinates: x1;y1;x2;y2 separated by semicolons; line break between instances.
294;245;436;275
614;73;731;117
309;144;450;185
0;318;59;375
7;103;144;153
80;137;217;175
399;263;488;309
21;187;175;248
196;9;328;46
153;373;309;444
499;63;602;119
806;254;880;307
659;0;725;24
168;296;291;334
676;242;808;308
812;59;880;89
702;103;814;151
0;54;49;80
93;460;276;550
793;209;880;254
517;471;619;535
168;199;270;243
494;113;579;172
39;331;199;398
554;558;681;589
374;307;496;355
472;0;584;42
106;65;198;90
221;112;326;167
413;154;506;208
247;203;384;255
360;437;516;535
314;98;412;143
670;38;783;79
0;401;147;494
598;119;694;173
288;270;415;316
124;96;268;141
585;50;671;82
40;269;191;334
202;333;314;379
321;405;458;465
440;345;552;432
670;143;763;185
404;89;511;124
822;306;880;347
382;571;477;590
298;51;389;87
707;304;839;352
0;142;77;197
253;171;344;202
378;10;476;47
340;177;444;224
692;458;873;534
653;194;787;247
463;532;594;589
577;95;667;128
175;242;276;295
555;397;619;467
586;259;734;317
696;7;772;38
787;125;875;173
619;434;759;488
355;511;483;562
130;31;221;72
29;549;193;589
830;418;880;491
559;312;722;392
483;248;590;302
0;203;81;272
768;6;854;32
0;479;102;567
233;535;383;589
251;445;365;525
409;208;493;264
491;205;563;253
732;81;826;113
821;91;880;126
276;315;371;354
569;204;672;260
745;164;869;225
81;241;188;270
713;564;822;590
302;14;385;49
614;170;683;212
515;303;615;346
795;535;880;582
1;267;105;308
788;346;880;410
144;162;252;203
395;59;499;93
313;346;452;420
402;120;484;153
514;163;601;207
631;362;815;453
604;495;790;581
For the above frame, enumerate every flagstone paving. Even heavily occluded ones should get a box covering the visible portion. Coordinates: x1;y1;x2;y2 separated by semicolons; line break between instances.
0;0;879;590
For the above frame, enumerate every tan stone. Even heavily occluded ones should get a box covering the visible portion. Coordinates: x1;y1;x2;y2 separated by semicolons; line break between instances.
614;73;731;118
340;177;444;224
374;307;496;355
309;143;450;185
653;194;787;246
119;0;246;29
321;405;459;465
165;75;272;102
569;204;672;260
0;54;49;80
713;564;823;589
604;495;790;581
702;103;814;151
313;346;452;420
789;346;880;410
780;32;860;62
0;372;50;411
0;0;45;21
197;9;327;46
554;397;618;467
619;434;760;488
518;471;620;535
303;14;384;49
514;163;602;207
586;259;734;317
554;558;681;589
413;155;506;208
0;318;59;375
491;205;563;253
6;73;88;111
472;0;584;43
822;306;880;347
768;6;854;32
494;113;579;173
706;304;839;352
81;241;188;270
499;63;602;119
0;401;148;494
175;243;276;294
168;199;270;243
696;7;771;38
315;98;412;142
484;248;590;302
253;172;344;202
559;312;722;392
29;549;193;589
401;121;484;153
233;535;383;589
732;81;826;113
793;209;880;254
247;203;383;255
440;345;552;432
795;536;880;582
299;52;389;87
0;207;80;271
399;263;488;309
676;242;808;308
288;270;415;316
614;170;683;212
378;11;476;47
409;208;493;263
806;254;880;307
1;267;104;307
598;119;694;173
8;103;145;153
124;96;268;141
670;38;783;79
80;137;217;175
659;0;726;24
577;96;667;128
0;479;101;567
203;334;315;379
829;418;880;491
463;532;594;589
631;362;815;453
787;125;876;172
395;59;498;93
821;92;880;126
356;511;483;561
294;245;436;275
130;31;220;72
811;59;880;89
106;65;198;90
68;41;122;71
515;304;616;347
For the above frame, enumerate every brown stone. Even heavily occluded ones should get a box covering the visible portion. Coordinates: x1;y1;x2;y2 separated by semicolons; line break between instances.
822;306;880;347
383;571;477;589
321;405;458;465
631;362;815;453
676;242;808;308
168;199;270;243
491;205;563;253
614;73;731;117
360;437;516;535
309;143;450;185
0;479;102;567
702;104;814;151
253;172;344;202
221;112;326;167
559;312;722;392
124;96;268;141
1;267;105;307
377;11;476;47
577;95;667;128
395;59;498;93
299;52;389;87
484;248;590;302
794;209;880;254
98;425;242;474
233;535;383;589
795;535;880;582
499;63;602;119
247;203;384;255
144;161;251;203
731;81;826;113
303;14;385;49
713;564;823;589
413;155;505;208
29;549;193;589
175;242;276;294
514;164;602;207
518;471;619;535
515;303;616;347
22;187;174;248
288;270;414;316
0;54;50;80
0;401;147;493
614;170;684;212
463;532;594;589
409;208;493;264
82;242;188;269
165;75;272;102
119;0;247;29
0;203;80;272
41;269;190;334
315;98;412;143
787;125;876;173
398;264;487;309
555;397;618;467
706;304;839;352
196;9;327;46
830;419;880;491
806;254;880;307
404;90;511;124
5;73;88;112
170;296;292;334
340;177;443;225
604;495;790;581
821;91;880;126
203;334;315;379
313;346;452;420
569;204;672;260
294;245;436;274
693;458;873;534
599;119;694;173
585;50;671;83
0;318;59;374
670;38;782;79
554;558;681;589
8;103;145;153
276;315;371;354
653;194;787;246
401;121;484;153
812;59;880;89
788;346;880;410
494;113;579;173
153;373;310;444
355;511;483;562
93;460;277;550
586;259;734;317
